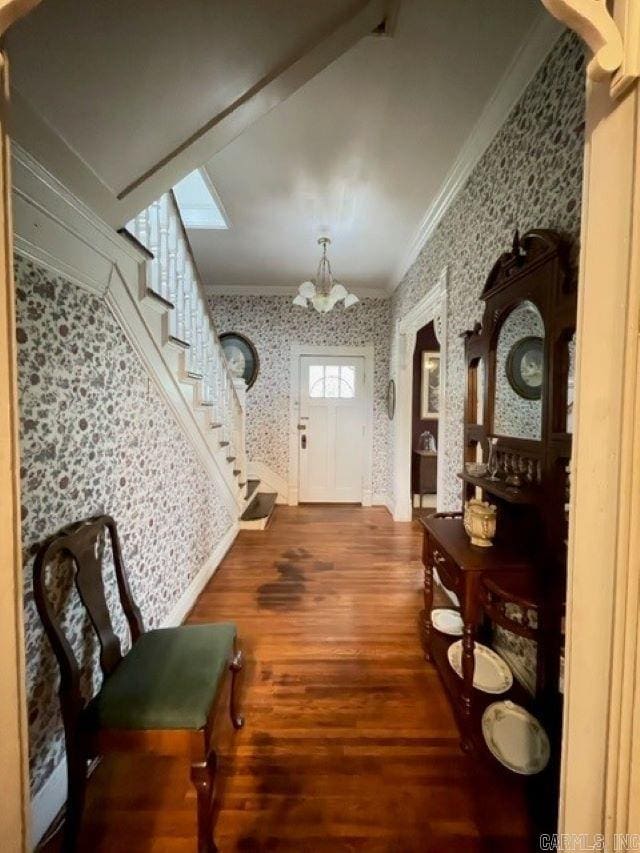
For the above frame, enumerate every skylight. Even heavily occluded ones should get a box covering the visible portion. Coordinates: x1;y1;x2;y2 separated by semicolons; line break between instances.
172;169;228;229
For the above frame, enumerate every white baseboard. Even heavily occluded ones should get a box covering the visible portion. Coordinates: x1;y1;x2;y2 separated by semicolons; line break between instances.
372;493;394;516
30;757;67;851
161;523;238;626
248;460;289;504
29;524;238;849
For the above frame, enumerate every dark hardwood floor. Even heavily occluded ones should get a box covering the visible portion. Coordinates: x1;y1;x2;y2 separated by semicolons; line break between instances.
44;505;531;852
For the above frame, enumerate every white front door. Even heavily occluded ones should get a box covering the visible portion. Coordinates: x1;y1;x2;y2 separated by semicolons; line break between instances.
298;355;365;502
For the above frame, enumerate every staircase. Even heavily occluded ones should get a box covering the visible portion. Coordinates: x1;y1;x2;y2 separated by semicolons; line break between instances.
124;191;275;526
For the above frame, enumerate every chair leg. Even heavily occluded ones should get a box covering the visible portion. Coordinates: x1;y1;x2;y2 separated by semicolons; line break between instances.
62;744;87;853
229;649;245;730
191;751;218;853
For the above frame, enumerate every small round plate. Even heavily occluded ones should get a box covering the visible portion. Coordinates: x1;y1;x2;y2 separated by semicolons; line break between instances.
482;700;550;775
447;640;513;694
431;608;463;637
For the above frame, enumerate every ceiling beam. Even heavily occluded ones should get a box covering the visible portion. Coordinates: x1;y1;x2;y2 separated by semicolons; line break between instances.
115;0;390;227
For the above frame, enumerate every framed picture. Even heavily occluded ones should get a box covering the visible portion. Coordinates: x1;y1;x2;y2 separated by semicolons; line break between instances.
421;351;440;419
506;336;543;400
219;332;260;389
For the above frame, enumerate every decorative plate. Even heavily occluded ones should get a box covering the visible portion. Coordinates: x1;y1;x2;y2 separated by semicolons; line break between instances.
219;332;259;389
506;335;544;400
482;700;550;775
447;640;513;694
431;608;463;637
387;378;396;420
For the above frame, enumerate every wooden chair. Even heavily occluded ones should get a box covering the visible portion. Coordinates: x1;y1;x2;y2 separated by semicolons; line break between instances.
33;514;244;853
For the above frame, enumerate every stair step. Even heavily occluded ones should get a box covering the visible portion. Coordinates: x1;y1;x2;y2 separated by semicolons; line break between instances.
246;479;260;501
238;481;246;488
241;492;277;524
233;469;241;476
210;423;222;429
219;441;229;448
167;335;190;351
226;456;236;463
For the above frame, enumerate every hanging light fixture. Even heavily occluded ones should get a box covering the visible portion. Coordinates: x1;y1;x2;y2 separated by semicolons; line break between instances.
293;237;359;313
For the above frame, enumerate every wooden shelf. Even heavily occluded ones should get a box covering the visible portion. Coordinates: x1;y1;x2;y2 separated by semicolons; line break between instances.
425;626;557;824
458;471;538;505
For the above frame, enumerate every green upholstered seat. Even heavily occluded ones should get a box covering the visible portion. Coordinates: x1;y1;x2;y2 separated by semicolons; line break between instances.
87;623;236;731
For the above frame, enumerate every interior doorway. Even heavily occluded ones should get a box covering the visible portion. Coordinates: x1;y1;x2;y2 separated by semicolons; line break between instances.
411;322;440;519
392;268;448;522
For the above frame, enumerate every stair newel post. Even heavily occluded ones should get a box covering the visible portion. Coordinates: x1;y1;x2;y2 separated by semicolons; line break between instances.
135;207;149;251
191;292;202;377
158;194;170;303
232;377;247;488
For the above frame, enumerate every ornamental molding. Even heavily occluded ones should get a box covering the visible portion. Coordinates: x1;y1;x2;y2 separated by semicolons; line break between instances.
540;0;624;82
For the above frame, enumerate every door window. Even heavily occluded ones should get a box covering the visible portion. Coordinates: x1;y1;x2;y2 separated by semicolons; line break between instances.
308;364;355;399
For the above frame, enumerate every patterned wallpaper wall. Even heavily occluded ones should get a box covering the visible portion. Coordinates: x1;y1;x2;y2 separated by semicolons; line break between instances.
390;30;585;511
16;256;233;796
208;295;391;498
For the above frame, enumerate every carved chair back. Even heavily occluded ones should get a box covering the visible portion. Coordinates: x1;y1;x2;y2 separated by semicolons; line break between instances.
33;515;144;731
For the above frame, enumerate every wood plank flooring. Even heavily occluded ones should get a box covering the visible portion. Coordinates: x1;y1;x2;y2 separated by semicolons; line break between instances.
45;505;531;852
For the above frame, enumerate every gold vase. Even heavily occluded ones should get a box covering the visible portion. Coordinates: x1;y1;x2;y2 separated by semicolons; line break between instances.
463;498;497;548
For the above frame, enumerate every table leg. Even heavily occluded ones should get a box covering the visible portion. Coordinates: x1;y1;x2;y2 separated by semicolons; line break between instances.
461;616;476;716
423;559;434;662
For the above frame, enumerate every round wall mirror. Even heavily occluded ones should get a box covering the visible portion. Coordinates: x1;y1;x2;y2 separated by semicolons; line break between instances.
493;300;544;440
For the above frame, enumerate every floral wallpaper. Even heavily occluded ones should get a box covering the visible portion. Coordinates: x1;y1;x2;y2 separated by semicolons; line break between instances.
493;301;545;440
390;30;585;511
208;295;391;498
16;255;233;796
390;31;585;691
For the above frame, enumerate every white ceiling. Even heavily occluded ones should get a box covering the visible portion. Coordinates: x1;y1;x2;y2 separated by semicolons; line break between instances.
189;0;549;294
7;0;554;296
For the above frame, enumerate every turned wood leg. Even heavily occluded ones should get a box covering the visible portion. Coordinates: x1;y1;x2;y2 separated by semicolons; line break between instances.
423;562;434;661
461;620;475;716
191;751;218;853
62;742;87;853
229;648;245;730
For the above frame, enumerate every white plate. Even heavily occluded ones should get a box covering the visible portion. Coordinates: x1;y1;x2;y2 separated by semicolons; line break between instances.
447;640;513;694
482;700;550;775
432;608;463;637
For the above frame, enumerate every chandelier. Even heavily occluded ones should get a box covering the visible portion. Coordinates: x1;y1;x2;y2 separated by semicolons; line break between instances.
293;237;359;313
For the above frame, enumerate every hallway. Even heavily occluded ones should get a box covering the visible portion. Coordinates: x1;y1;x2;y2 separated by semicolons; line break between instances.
55;506;530;852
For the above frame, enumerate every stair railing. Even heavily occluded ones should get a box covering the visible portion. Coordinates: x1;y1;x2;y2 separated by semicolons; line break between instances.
126;193;247;492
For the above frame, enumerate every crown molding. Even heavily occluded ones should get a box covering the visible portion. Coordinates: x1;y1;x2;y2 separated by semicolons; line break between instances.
387;10;563;294
204;282;389;299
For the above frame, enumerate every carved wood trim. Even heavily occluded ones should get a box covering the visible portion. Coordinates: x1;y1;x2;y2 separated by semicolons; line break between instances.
540;0;624;82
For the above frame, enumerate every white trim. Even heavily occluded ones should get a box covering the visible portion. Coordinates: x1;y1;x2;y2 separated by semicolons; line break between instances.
372;492;393;515
28;523;238;848
388;10;562;292
205;282;388;299
161;523;238;626
247;460;289;504
392;267;449;521
288;344;374;506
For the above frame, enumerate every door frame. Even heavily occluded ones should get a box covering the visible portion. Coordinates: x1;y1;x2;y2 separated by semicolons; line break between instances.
391;266;448;521
288;344;374;506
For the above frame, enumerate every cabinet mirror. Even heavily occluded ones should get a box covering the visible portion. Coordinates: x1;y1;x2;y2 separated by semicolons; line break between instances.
493;300;544;440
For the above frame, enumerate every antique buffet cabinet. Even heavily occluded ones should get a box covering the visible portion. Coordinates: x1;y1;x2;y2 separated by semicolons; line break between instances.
420;230;576;837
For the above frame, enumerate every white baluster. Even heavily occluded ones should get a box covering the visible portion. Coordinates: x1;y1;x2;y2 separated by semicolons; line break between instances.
158;195;170;302
148;200;161;294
